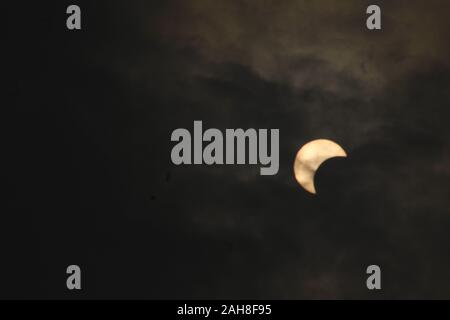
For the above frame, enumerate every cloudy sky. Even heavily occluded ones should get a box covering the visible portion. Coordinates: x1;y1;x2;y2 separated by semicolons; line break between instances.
3;0;450;298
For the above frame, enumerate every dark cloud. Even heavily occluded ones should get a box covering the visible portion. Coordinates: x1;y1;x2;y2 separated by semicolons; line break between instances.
2;0;449;298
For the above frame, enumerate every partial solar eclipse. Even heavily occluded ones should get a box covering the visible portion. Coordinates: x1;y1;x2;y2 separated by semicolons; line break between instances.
294;139;347;194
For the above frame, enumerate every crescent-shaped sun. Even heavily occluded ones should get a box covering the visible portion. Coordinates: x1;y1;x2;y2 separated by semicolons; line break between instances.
293;139;347;194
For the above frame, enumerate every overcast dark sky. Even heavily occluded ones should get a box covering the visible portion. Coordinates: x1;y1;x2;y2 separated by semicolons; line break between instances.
2;1;450;299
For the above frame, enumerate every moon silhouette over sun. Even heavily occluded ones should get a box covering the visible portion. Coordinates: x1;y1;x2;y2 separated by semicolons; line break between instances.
293;139;347;194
